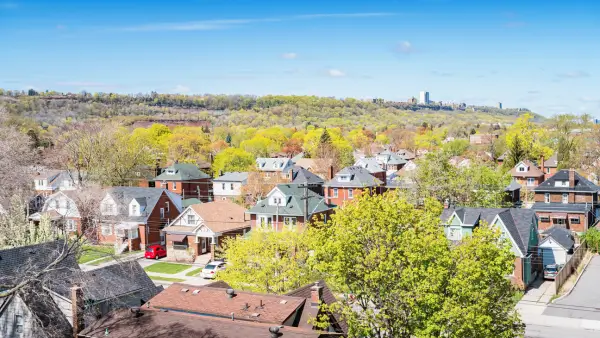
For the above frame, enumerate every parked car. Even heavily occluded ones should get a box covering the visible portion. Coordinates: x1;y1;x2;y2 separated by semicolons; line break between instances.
145;244;167;260
201;261;226;279
544;264;560;280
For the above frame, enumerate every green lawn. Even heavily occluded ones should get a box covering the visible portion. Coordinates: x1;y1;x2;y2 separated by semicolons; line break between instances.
148;275;186;283
78;245;114;264
144;262;192;274
185;268;203;277
88;250;142;266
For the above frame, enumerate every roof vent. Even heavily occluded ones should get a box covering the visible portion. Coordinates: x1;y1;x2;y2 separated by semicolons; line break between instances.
279;300;288;304
226;288;235;298
181;288;189;293
192;290;200;295
251;312;260;318
269;326;280;338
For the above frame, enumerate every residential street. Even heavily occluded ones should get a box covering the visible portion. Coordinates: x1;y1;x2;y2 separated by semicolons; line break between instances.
543;256;600;321
526;324;600;338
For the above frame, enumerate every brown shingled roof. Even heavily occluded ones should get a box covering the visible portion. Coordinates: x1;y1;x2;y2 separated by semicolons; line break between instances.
510;160;545;178
286;281;348;334
147;283;306;325
189;200;250;233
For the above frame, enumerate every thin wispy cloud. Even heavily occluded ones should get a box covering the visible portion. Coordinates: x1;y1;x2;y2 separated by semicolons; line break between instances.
118;12;397;32
281;52;297;59
327;69;346;78
395;41;415;55
556;71;590;79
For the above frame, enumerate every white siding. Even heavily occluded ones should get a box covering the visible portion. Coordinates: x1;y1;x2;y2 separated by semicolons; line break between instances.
43;193;80;218
539;239;568;266
212;181;243;197
169;208;202;227
48;291;72;325
0;296;36;338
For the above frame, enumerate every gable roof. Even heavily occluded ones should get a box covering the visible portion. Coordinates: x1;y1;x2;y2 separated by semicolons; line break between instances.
354;158;385;173
377;151;408;165
534;169;599;193
541;226;575;250
286;281;348;334
247;184;333;217
148;283;306;325
544;154;558;168
189;200;250;233
213;171;249;182
103;187;182;223
325;166;383;188
13;283;73;338
291;166;325;185
154;163;210;181
79;261;161;303
395;149;416;160
255;158;294;172
510;160;544;178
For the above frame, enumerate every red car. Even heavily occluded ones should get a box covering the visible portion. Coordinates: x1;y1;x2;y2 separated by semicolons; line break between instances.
145;245;167;260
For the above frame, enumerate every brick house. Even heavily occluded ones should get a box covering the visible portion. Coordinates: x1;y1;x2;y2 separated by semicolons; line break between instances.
374;150;408;171
510;160;545;188
543;154;559;180
162;200;251;262
324;166;383;206
153;163;213;202
246;184;335;231
354;158;387;182
441;207;541;289
97;187;182;251
531;169;599;233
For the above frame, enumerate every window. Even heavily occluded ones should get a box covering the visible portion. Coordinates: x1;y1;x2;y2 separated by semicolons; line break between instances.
160;208;165;219
348;188;354;199
129;229;139;239
37;179;44;186
333;188;338;198
165;202;170;212
166;169;175;174
527;178;535;186
173;182;177;191
14;314;24;333
65;220;76;232
338;175;350;182
544;193;550;203
222;197;227;200
66;200;71;209
222;183;226;190
131;204;138;215
53;199;59;209
553;218;566;226
101;225;112;236
187;214;196;224
562;193;568;204
284;217;297;229
173;237;188;250
258;215;272;229
555;180;569;187
570;217;581;224
546;168;550;173
540;216;550;222
518;166;525;172
230;183;234;190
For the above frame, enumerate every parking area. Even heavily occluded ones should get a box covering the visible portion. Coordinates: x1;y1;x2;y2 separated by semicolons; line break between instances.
543;255;600;320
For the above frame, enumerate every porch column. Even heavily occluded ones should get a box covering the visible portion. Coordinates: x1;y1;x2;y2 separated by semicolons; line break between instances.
210;236;217;261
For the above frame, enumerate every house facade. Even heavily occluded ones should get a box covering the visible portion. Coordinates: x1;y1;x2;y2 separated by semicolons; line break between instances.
255;157;295;179
162;200;250;262
29;191;81;235
510;160;545;189
354;158;386;182
32;170;78;197
324;166;383;206
374;150;408;171
153;163;213;202
543;154;559;180
441;207;541;289
212;172;248;201
246;184;334;231
531;169;599;233
538;226;575;267
97;187;182;251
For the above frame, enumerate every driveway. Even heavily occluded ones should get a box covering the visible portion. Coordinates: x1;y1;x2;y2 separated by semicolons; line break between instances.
543;255;600;320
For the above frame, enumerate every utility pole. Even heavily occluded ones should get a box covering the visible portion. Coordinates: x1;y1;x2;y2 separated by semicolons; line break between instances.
299;184;309;227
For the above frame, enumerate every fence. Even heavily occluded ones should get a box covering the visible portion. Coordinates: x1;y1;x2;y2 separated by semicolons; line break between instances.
555;240;587;294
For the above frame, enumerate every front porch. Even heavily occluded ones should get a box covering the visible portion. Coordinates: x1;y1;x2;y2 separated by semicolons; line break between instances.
165;233;219;263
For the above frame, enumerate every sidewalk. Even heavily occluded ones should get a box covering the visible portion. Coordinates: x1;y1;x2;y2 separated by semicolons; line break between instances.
79;252;145;271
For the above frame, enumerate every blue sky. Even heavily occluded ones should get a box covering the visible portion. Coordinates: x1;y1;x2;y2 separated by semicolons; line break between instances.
1;0;599;116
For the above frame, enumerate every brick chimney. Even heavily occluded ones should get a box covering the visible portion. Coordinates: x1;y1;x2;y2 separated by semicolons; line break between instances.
71;286;84;338
569;168;575;188
310;281;324;307
540;156;545;175
328;166;334;180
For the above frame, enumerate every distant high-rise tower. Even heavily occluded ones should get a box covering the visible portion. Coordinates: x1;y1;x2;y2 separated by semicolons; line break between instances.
419;91;430;104
498;102;503;109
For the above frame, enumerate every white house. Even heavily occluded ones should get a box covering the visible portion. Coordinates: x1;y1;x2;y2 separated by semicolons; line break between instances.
32;170;78;196
212;172;248;201
538;226;575;267
29;191;81;233
255;158;294;178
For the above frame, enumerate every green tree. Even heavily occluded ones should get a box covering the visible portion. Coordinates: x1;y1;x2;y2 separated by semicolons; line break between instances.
314;193;523;337
217;229;320;294
582;228;600;253
225;133;232;145
442;139;470;156
240;135;280;157
211;147;255;176
319;127;332;145
504;113;552;168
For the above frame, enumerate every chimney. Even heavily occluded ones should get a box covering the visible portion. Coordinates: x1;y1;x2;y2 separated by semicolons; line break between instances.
569;168;575;188
310;281;323;307
328;166;334;180
540;156;545;175
71;286;84;338
443;199;449;209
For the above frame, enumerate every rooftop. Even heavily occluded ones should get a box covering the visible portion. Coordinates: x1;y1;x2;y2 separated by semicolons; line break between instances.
534;169;599;193
213;171;249;182
325;166;383;188
154;163;210;181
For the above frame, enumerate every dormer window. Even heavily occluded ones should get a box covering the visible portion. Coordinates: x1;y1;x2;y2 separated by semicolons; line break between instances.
279;162;284;168
131;204;138;216
518;166;526;172
554;180;569;187
338;175;351;182
166;169;175;175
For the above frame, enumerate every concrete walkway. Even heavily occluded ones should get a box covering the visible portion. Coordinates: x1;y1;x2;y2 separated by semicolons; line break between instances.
79;252;145;271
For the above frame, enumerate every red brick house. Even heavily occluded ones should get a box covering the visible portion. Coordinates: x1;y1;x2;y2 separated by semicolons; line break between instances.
324;166;383;206
162;200;251;262
531;169;599;233
510;160;545;188
543;154;559;180
97;187;182;251
354;158;386;182
246;184;335;231
153;163;213;202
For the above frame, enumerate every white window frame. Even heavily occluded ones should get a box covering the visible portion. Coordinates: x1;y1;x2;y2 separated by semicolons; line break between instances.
222;183;226;190
518;166;525;172
348;188;354;199
527;178;535;186
544;193;550;203
187;214;195;224
65;219;76;232
131;204;138;216
101;225;112;236
165;202;170;212
333;188;338;198
14;314;24;333
160;208;165;219
570;217;580;225
173;182;177;191
553;218;566;226
257;215;272;229
230;183;234;190
540;216;550;223
129;228;139;239
562;193;568;204
284;217;297;229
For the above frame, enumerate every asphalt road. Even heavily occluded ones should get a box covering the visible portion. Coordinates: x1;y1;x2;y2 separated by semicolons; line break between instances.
543;255;600;320
526;324;600;338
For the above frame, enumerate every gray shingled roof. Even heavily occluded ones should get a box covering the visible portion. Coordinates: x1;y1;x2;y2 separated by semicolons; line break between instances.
213;172;248;182
103;187;181;223
441;208;536;255
325;166;383;188
255;158;293;172
354;158;385;173
541;226;575;250
154;163;210;181
18;283;73;338
531;202;592;213
544;154;558;168
534;169;599;192
377;151;408;165
505;180;522;192
291;166;324;185
247;184;333;217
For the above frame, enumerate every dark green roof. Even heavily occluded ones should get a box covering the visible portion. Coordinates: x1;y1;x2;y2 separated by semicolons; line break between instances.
183;198;202;208
154;163;210;181
247;184;334;217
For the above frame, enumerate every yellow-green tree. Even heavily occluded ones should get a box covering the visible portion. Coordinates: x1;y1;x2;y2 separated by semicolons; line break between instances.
504;113;552;168
211;147;255;176
167;127;210;163
240;135;280;157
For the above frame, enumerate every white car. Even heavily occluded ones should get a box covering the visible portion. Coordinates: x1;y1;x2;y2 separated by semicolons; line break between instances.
200;261;226;279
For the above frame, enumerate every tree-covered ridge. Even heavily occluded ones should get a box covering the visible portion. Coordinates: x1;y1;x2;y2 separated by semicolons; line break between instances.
0;89;542;131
